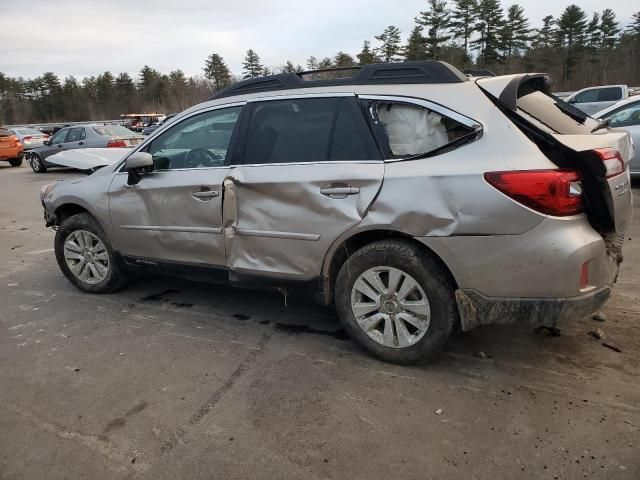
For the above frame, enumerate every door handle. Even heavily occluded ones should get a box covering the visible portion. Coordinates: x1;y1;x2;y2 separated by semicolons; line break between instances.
79;142;84;146
320;185;360;198
192;190;219;200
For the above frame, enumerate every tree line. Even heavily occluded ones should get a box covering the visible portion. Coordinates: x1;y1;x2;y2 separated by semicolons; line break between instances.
1;2;639;125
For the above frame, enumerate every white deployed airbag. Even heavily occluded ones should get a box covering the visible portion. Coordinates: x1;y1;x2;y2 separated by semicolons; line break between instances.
377;104;448;156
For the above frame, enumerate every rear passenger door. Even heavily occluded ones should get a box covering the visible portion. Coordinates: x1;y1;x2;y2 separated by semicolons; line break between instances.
224;94;383;281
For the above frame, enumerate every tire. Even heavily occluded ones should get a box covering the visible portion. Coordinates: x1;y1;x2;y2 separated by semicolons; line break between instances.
54;212;128;293
9;157;23;167
335;239;458;365
30;153;47;173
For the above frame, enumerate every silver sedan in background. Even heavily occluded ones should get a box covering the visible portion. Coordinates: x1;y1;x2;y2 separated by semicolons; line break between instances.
26;124;144;173
9;127;49;150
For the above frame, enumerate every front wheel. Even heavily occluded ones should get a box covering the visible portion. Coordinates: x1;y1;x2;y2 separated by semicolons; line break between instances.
335;239;458;365
54;213;128;293
29;153;47;173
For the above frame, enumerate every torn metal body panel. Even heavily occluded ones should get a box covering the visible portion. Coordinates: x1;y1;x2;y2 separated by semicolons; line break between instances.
225;162;384;280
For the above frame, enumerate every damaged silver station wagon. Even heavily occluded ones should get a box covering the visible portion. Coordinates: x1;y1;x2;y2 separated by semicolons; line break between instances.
41;61;633;364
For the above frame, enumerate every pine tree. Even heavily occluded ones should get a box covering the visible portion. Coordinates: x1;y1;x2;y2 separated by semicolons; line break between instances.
203;53;231;91
357;41;378;65
404;26;427;61
281;61;297;73
416;0;451;60
242;49;264;79
449;0;478;56
499;4;530;72
375;26;402;62
318;57;333;69
472;0;504;67
306;56;319;70
625;11;640;37
599;9;620;83
531;15;556;49
557;5;588;81
333;51;357;68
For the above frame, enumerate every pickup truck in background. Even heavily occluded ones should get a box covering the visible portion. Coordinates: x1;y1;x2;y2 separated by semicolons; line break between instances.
562;85;639;115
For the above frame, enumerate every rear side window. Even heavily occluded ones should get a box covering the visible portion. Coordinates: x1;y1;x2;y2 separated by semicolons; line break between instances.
597;87;623;102
241;97;378;164
361;99;478;159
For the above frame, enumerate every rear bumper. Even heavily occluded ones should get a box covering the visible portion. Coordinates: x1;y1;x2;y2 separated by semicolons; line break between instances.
455;287;612;331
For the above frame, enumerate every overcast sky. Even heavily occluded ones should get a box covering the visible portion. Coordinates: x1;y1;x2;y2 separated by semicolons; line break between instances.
0;0;636;80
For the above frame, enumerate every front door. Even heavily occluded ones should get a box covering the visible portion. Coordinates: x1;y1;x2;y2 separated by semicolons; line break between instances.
40;127;70;161
108;104;243;267
224;95;384;280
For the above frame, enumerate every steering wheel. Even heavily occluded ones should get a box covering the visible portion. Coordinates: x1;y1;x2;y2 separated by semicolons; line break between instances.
184;148;223;168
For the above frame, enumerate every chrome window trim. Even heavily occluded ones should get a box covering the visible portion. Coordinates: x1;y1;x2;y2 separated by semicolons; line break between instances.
115;101;247;171
358;94;483;163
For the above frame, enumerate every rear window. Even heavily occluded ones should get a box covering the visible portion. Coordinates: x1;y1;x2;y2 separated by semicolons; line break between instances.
94;125;135;137
15;128;42;135
516;86;599;135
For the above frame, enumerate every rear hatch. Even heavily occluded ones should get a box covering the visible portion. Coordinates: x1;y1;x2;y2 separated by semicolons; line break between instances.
477;74;633;235
0;128;17;152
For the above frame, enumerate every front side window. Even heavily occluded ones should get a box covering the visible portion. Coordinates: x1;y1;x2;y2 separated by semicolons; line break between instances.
363;99;478;159
572;89;599;104
147;106;241;170
606;102;640;127
242;97;377;164
50;129;69;145
66;127;86;142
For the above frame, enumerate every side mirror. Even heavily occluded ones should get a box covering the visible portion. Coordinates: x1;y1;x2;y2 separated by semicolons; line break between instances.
43;140;51;146
125;152;153;185
568;98;577;104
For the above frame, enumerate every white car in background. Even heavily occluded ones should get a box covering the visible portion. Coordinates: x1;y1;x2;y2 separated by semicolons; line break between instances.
595;97;640;177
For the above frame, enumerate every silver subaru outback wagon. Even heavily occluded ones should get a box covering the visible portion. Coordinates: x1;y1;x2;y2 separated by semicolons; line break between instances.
41;62;633;364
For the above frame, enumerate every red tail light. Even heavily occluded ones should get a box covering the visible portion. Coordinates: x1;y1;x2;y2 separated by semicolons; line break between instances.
484;169;583;216
107;139;127;148
23;136;32;142
593;148;624;178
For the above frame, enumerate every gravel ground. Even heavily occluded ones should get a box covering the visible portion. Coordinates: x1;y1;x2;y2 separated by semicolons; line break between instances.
0;164;638;479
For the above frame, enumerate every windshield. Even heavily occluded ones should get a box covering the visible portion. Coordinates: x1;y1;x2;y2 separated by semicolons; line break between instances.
516;86;600;134
94;125;136;137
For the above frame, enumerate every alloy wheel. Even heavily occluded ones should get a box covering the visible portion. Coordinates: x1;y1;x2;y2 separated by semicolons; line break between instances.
350;266;431;348
63;230;110;285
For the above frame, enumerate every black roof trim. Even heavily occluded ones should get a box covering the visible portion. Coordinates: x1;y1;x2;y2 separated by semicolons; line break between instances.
210;61;468;100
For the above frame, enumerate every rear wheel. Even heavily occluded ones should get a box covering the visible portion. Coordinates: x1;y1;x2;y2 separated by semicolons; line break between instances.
335;239;458;365
54;213;128;293
9;157;23;167
30;153;47;173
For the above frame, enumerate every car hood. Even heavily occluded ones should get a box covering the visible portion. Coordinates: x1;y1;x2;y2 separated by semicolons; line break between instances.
47;148;129;170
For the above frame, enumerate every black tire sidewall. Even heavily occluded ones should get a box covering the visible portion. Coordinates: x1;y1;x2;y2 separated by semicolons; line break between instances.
54;213;126;293
9;157;23;167
335;240;457;365
31;154;45;173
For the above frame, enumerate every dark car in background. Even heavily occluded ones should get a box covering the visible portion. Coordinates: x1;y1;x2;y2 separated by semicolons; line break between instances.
142;113;177;135
27;124;144;173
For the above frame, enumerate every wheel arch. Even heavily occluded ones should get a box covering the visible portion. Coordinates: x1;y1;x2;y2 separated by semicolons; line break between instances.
321;227;459;305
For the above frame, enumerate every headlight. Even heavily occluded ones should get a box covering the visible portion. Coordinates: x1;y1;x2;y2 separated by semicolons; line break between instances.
40;182;57;203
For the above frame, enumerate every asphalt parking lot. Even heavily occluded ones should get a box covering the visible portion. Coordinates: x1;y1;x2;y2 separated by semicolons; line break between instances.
0;163;639;480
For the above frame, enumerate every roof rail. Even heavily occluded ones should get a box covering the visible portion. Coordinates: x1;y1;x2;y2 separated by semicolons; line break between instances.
210;61;468;100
